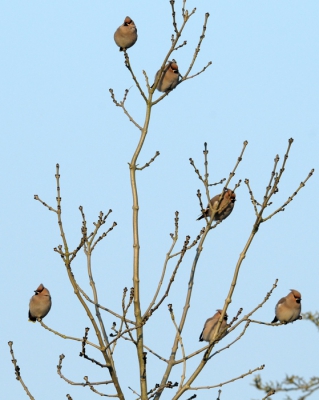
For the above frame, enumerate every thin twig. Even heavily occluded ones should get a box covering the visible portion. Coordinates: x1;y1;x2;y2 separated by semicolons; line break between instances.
244;179;259;216
170;227;205;258
129;386;140;397
123;50;147;102
34;194;57;213
229;280;278;332
208;321;250;360
190;364;265;390
8;341;35;400
262;169;314;222
92;221;117;251
109;88;142;130
168;304;187;389
144;211;180;318
183;13;210;79
150;235;191;315
170;0;178;34
39;320;101;350
77;285;135;325
79;327;107;367
137;151;160;171
121;335;169;363
57;354;113;391
174;40;187;51
185;61;212;80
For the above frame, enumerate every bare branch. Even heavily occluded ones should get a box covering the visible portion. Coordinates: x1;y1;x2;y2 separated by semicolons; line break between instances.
34;194;57;213
8;341;35;400
57;354;111;386
35;165;124;398
183;13;210;79
129;386;140;397
209;178;226;187
182;0;187;17
168;304;187;389
39;319;101;350
174;40;187;51
184;61;212;80
79;327;107;367
223;141;248;190
208;321;251;361
170;227;205;258
144;211;180;317
230;279;278;332
113;287;136;350
189;157;205;183
92;221;117;251
109;88;142;131
150;235;191;315
244;178;259;216
143;70;151;91
121;334;169;363
262;168;314;222
123;50;147;102
170;0;178;34
158;143;248;400
77;285;135;325
190;364;265;390
137;151;160;171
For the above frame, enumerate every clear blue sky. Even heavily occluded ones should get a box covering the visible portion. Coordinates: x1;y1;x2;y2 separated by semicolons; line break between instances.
1;1;318;399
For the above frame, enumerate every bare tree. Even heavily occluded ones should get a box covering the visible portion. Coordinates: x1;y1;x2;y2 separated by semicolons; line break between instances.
8;1;315;399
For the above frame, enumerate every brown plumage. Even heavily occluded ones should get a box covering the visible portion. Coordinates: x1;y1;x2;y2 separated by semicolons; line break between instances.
197;189;236;221
114;16;137;51
28;284;52;322
154;60;180;92
272;289;302;324
199;309;228;342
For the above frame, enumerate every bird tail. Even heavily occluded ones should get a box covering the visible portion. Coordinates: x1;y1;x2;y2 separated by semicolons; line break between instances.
271;316;278;323
196;214;204;221
28;311;36;323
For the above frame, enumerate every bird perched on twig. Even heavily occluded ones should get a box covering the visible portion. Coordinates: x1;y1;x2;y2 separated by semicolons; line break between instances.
28;284;52;322
199;309;228;342
154;60;180;92
197;189;236;221
114;16;137;51
271;289;302;324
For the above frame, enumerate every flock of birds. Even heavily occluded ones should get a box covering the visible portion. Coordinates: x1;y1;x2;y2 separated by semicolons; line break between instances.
28;18;302;342
114;16;180;92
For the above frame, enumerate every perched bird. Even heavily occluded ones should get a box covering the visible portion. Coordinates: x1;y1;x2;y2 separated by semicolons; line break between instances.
154;60;180;92
197;189;236;221
272;289;302;324
199;309;228;342
28;284;52;322
114;16;137;51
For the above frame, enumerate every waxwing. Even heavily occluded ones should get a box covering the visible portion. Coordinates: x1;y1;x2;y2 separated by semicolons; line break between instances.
197;189;236;221
272;289;301;324
114;16;137;51
28;284;52;322
154;60;180;92
199;309;228;342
